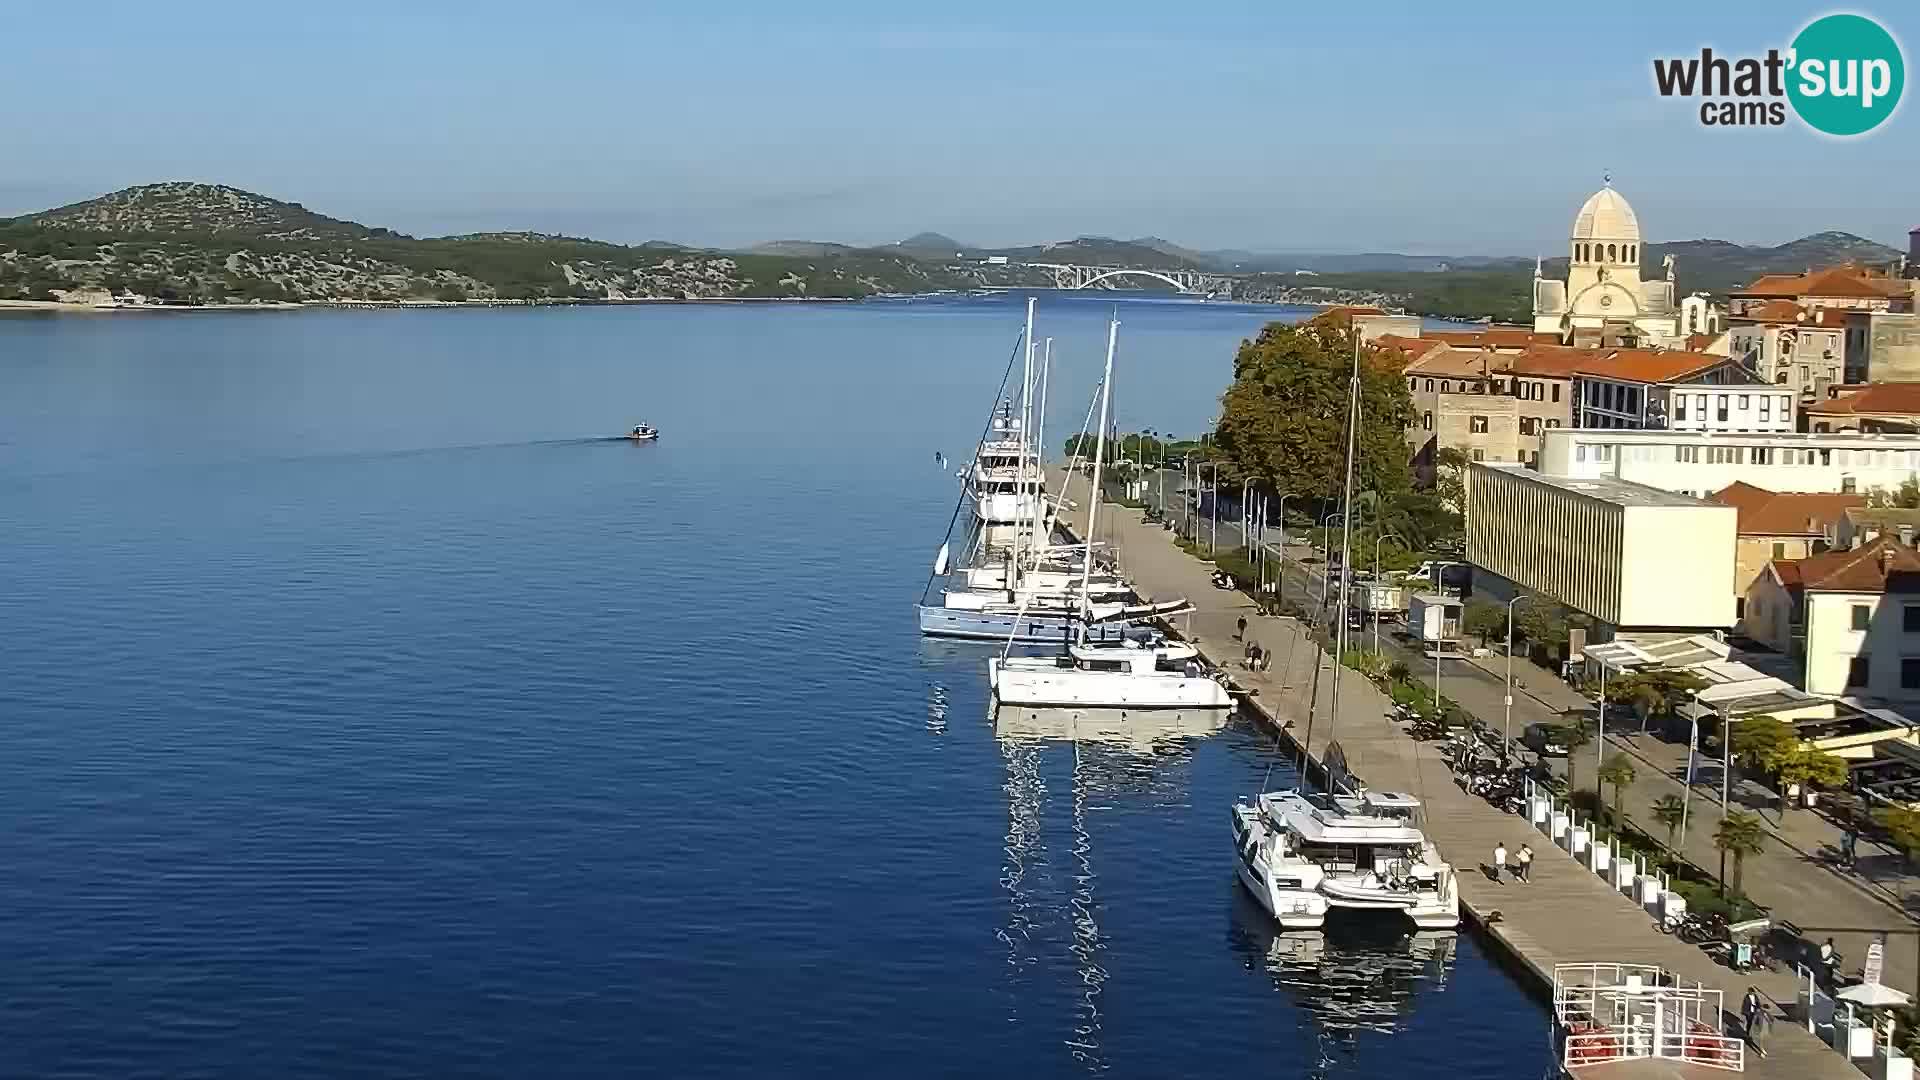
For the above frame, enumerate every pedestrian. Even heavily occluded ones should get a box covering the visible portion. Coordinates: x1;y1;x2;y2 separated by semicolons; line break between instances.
1236;615;1248;640
1741;986;1769;1055
1492;841;1508;882
1819;937;1838;986
1516;843;1534;883
1842;828;1858;869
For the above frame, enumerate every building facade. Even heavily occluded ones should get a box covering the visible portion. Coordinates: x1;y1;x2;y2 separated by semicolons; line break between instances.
1540;428;1920;498
1466;463;1737;631
1806;383;1920;434
1705;482;1862;631
1746;538;1920;704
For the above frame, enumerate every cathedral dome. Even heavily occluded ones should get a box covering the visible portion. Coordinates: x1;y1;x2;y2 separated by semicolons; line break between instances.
1572;186;1640;241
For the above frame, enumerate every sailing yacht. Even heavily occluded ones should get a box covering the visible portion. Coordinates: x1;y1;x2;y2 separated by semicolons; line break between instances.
1232;789;1459;930
987;316;1229;710
919;301;1176;644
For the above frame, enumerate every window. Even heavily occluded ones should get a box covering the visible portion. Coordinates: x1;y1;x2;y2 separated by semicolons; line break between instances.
1907;605;1920;633
1471;449;1485;462
1407;377;1416;391
1905;657;1920;690
1716;395;1729;422
1575;445;1586;463
1759;398;1770;420
1547;419;1561;428
1849;656;1872;688
1470;415;1489;434
1422;411;1433;431
1425;379;1434;392
1607;243;1617;261
1776;372;1789;384
1551;384;1561;403
1739;394;1750;409
1842;475;1858;493
1773;542;1787;559
1853;604;1872;631
1695;394;1708;414
1675;397;1688;421
1752;446;1772;465
1737;597;1746;619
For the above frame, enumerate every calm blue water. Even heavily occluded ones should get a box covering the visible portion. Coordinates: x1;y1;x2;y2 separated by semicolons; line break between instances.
0;294;1551;1077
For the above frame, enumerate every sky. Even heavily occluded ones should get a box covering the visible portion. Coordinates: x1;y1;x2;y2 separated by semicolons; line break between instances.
1;1;1915;255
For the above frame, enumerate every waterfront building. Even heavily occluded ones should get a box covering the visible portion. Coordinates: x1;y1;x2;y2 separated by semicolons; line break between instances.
1704;482;1863;629
1465;463;1736;632
1745;537;1920;705
1531;184;1688;348
1539;427;1920;498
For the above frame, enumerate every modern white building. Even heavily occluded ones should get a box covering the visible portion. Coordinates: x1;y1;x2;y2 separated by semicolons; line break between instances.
1532;183;1684;348
1466;463;1737;631
1540;427;1920;498
1644;382;1796;434
1746;538;1920;704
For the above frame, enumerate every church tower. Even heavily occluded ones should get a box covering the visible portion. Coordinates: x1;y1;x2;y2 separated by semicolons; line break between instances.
1534;181;1681;346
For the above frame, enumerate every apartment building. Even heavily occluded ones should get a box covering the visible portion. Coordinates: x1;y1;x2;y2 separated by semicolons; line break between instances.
1805;383;1920;434
1746;538;1920;704
1540;428;1920;498
1705;482;1863;629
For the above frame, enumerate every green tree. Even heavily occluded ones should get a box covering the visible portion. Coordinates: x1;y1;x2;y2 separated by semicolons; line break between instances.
1651;794;1687;849
1776;748;1848;810
1597;754;1637;825
1712;811;1768;897
1462;599;1508;647
1213;321;1415;502
1867;477;1920;509
1876;806;1920;864
1729;714;1798;775
1615;670;1709;734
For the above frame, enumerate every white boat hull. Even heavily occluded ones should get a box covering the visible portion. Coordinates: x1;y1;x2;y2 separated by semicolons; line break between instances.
989;661;1231;709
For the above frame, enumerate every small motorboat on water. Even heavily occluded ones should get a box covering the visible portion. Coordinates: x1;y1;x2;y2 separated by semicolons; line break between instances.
627;424;659;442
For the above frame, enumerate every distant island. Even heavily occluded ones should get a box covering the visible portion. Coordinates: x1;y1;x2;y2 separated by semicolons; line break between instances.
0;182;1903;322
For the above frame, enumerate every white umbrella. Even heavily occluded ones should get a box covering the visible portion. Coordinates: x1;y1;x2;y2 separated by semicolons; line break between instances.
1838;983;1912;1008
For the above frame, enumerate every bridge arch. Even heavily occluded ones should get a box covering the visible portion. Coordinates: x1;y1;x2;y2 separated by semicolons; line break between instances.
1072;268;1194;293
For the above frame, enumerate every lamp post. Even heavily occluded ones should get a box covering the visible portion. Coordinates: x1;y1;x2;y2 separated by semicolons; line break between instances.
1502;593;1537;759
1679;688;1701;846
1595;660;1609;803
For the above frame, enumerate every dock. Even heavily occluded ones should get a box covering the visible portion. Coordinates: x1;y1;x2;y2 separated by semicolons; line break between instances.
1055;485;1861;1080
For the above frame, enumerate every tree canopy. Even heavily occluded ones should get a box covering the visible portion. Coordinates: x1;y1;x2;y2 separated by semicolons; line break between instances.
1213;321;1414;503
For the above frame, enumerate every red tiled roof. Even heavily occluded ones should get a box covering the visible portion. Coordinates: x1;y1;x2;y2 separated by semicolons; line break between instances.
1421;328;1558;350
1770;558;1803;588
1506;344;1732;384
1684;333;1723;353
1734;264;1910;301
1739;299;1805;323
1783;535;1920;593
1804;383;1920;417
1708;482;1864;536
1402;346;1509;378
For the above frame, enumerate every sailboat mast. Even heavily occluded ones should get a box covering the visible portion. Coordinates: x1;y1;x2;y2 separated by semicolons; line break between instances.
1081;318;1117;636
1326;330;1363;780
1016;296;1036;586
1035;337;1052;560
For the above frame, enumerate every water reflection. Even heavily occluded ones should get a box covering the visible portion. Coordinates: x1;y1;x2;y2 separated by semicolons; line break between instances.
1230;892;1459;1068
993;706;1229;1071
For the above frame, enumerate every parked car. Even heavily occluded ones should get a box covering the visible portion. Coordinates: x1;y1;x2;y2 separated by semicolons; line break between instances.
1523;722;1569;757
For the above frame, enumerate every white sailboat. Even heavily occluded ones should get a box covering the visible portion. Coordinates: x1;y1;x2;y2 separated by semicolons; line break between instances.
988;315;1231;710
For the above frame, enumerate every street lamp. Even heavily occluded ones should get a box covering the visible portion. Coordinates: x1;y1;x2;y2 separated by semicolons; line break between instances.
1679;688;1701;846
1502;593;1539;759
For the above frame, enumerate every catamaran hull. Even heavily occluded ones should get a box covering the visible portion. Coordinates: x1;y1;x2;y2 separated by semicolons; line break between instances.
916;605;1130;643
1236;860;1328;930
987;663;1232;708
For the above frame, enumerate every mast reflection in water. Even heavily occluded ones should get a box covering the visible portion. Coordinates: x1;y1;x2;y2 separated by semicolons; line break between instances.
995;706;1228;1070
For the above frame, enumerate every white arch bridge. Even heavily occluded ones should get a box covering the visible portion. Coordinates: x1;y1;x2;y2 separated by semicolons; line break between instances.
1021;262;1241;298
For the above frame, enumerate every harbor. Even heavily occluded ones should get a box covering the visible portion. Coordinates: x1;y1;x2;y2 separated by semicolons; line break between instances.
1045;479;1867;1080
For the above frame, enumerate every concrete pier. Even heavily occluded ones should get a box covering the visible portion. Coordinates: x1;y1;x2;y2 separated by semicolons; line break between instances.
1056;486;1860;1080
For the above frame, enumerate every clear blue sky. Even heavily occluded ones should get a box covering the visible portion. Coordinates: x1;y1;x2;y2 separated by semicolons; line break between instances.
1;1;1913;254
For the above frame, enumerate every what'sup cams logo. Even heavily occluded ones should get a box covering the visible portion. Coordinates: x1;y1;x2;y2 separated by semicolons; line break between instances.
1653;12;1904;136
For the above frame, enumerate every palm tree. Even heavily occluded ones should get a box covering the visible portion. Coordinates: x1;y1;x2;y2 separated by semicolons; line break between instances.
1597;754;1637;827
1712;811;1768;898
1557;714;1596;796
1652;794;1686;850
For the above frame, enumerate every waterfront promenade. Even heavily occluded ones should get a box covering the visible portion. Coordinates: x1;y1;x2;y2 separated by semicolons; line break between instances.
1063;489;1859;1080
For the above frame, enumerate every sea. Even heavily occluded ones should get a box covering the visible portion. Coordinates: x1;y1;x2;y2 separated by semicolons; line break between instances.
0;293;1553;1077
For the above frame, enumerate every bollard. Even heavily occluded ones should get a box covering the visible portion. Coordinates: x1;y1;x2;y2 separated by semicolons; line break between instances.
1549;810;1569;841
1528;795;1550;826
1588;841;1610;875
1568;825;1589;856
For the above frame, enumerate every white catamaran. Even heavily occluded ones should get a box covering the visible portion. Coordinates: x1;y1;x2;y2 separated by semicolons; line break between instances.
1231;788;1459;930
988;315;1229;710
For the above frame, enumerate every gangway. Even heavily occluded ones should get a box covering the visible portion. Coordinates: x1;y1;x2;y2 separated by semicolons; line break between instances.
1552;963;1744;1073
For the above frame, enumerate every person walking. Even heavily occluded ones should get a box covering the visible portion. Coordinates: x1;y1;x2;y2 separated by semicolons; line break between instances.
1741;986;1769;1056
1516;843;1534;883
1236;615;1248;641
1841;828;1858;869
1492;842;1508;883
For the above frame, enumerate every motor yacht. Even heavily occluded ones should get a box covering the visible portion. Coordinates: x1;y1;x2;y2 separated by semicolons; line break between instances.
989;638;1231;708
